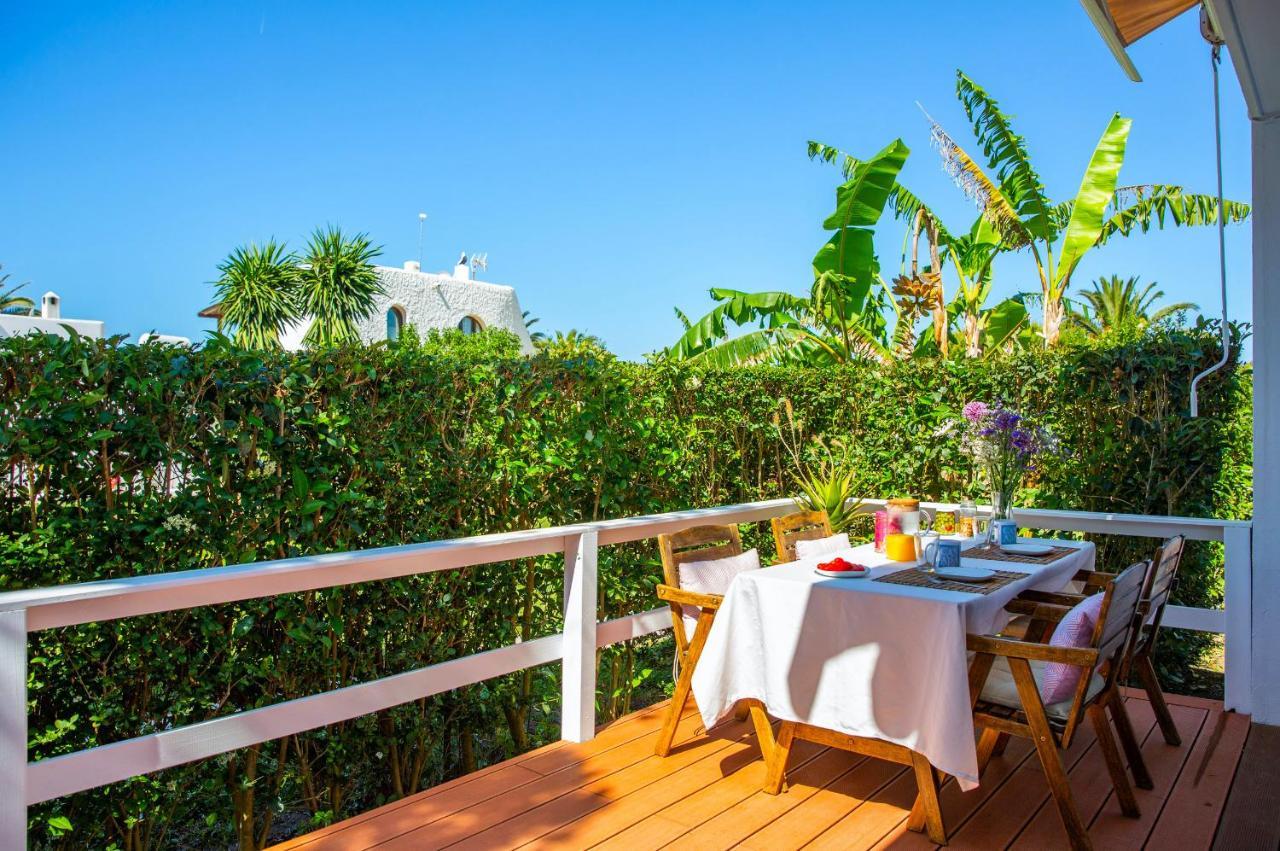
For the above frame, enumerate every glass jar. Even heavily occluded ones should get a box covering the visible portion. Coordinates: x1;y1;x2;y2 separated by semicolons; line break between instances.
957;499;977;538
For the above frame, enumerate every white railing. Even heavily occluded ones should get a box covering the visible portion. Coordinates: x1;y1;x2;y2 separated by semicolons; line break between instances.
0;497;1251;848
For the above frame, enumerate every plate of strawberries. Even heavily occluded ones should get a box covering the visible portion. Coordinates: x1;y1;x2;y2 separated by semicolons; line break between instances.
815;557;870;579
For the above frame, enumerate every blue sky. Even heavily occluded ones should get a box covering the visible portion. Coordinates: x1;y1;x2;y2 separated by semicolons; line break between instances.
0;1;1253;360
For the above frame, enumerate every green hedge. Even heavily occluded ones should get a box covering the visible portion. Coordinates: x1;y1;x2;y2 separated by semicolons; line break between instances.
0;325;1249;849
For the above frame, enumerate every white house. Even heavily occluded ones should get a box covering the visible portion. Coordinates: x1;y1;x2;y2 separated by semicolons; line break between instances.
0;291;105;339
201;260;536;354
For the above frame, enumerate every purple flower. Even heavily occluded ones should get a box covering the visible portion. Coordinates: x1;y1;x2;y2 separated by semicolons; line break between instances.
962;401;990;423
992;410;1022;431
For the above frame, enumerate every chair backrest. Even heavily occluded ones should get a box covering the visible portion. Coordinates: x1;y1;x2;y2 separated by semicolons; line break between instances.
1060;560;1149;740
657;525;743;653
1138;535;1186;648
770;510;834;564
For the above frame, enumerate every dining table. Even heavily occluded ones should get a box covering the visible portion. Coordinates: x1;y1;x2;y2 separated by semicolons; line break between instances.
689;533;1097;832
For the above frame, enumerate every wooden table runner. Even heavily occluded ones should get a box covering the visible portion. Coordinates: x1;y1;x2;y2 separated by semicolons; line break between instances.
874;567;1026;595
960;542;1076;565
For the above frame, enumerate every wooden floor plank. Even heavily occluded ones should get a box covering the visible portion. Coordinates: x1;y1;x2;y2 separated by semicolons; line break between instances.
941;713;1100;850
737;756;907;850
1211;722;1280;851
1146;709;1249;851
803;762;928;851
671;748;870;851
1007;698;1159;849
1083;703;1206;848
270;699;688;850
874;735;1039;851
593;741;830;850
268;693;1248;851
518;724;765;848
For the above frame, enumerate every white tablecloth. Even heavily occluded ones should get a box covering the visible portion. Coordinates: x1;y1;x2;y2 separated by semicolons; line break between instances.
690;536;1095;790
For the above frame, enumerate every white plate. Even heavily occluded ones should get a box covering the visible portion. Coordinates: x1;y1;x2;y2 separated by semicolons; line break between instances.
934;566;996;582
999;543;1054;556
815;567;869;579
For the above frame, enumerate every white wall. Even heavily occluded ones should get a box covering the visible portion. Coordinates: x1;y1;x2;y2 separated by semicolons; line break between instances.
282;266;536;354
0;315;104;339
1251;116;1279;723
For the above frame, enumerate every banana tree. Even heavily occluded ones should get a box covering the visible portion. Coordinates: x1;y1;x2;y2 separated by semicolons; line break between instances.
926;71;1250;345
669;139;910;366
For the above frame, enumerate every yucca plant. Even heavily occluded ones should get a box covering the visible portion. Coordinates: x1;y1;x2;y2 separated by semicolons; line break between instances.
776;400;862;531
298;226;384;347
213;241;300;349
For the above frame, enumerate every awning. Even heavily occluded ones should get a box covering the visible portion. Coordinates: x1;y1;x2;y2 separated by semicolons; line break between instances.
1079;0;1201;81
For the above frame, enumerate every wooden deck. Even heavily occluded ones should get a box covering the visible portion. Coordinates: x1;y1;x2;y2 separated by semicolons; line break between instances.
272;689;1264;850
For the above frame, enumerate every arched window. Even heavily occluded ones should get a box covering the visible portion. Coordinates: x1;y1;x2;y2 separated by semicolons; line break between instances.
458;315;483;335
386;306;405;341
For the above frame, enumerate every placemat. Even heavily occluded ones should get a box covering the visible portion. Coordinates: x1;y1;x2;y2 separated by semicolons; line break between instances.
960;542;1076;565
874;567;1026;595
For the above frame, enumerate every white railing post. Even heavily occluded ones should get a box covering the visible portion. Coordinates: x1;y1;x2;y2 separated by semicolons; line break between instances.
1223;524;1253;714
561;528;598;742
1;609;27;850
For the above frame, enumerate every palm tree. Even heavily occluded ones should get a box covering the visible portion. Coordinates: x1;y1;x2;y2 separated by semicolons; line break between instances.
0;266;35;315
522;310;548;345
925;71;1249;345
298;226;384;347
670;139;910;366
212;241;300;349
1070;276;1197;336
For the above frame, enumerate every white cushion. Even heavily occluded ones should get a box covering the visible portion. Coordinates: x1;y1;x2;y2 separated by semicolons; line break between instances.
794;533;851;560
677;548;760;636
980;656;1104;723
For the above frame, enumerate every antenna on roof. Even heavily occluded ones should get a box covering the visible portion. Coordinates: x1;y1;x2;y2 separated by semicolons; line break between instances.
471;253;488;278
416;212;428;267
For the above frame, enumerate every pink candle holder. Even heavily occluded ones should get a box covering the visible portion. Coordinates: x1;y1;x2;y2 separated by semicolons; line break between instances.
873;510;901;553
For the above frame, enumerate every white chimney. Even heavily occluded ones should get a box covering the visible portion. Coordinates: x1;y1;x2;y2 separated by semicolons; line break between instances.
403;260;421;273
453;251;470;280
41;291;60;319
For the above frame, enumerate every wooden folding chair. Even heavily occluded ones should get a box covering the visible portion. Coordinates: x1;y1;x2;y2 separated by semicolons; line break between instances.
969;561;1151;851
769;509;833;564
653;524;768;757
1018;534;1188;748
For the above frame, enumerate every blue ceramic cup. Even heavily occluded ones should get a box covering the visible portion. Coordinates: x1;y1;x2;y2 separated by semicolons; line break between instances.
935;538;962;568
992;519;1019;546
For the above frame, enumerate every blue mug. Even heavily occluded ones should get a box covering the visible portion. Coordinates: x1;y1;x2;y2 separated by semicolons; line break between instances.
934;538;962;568
992;519;1019;546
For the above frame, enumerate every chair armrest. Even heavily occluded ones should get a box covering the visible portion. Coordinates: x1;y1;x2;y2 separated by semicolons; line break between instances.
1074;569;1114;590
1014;590;1087;609
1004;598;1074;622
656;584;723;610
967;634;1099;668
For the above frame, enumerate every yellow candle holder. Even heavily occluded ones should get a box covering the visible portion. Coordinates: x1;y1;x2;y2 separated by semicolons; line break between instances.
885;533;917;562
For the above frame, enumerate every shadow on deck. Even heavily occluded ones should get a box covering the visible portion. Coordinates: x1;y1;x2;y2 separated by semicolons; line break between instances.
270;689;1271;850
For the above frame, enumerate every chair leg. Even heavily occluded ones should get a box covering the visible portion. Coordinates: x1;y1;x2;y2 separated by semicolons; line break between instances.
733;702;750;722
991;732;1012;757
1008;658;1092;851
906;754;947;845
762;721;795;795
1108;691;1154;790
1136;654;1181;746
1089;704;1140;819
655;608;714;757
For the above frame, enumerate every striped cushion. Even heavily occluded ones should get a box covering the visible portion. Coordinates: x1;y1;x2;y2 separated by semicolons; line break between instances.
1040;593;1104;704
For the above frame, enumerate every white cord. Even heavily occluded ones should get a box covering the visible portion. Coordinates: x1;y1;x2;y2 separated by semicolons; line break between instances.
1190;42;1231;417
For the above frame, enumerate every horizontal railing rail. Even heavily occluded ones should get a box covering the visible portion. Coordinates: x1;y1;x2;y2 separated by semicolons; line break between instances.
0;497;1251;848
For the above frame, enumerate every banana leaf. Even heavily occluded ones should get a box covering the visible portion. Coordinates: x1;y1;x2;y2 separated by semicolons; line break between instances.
1054;113;1132;294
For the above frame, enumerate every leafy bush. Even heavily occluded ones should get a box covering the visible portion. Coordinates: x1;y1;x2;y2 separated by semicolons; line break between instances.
0;322;1248;848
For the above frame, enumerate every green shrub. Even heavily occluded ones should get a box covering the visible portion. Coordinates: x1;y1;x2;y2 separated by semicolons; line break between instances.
0;322;1248;848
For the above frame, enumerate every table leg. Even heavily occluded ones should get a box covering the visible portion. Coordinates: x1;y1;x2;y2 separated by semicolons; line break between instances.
762;720;795;795
907;754;947;845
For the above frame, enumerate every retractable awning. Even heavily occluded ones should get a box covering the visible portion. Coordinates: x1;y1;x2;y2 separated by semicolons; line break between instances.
1079;0;1201;81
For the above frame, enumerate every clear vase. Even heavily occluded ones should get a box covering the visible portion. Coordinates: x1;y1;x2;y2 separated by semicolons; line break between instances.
987;489;1012;543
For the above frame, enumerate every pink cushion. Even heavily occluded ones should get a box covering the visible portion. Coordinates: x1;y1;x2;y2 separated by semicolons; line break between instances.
677;549;760;636
1040;593;1104;704
794;533;851;560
